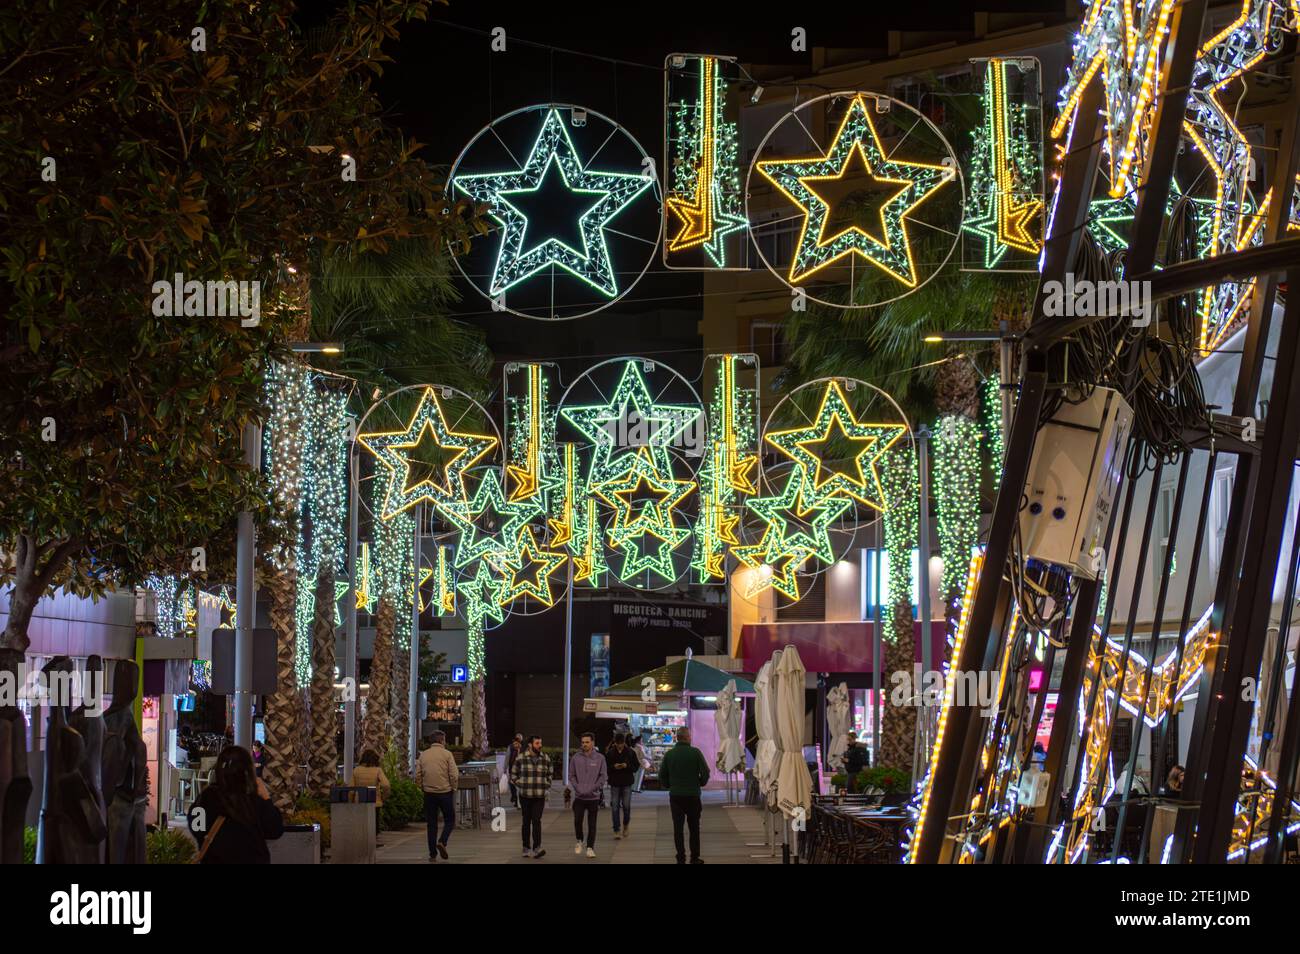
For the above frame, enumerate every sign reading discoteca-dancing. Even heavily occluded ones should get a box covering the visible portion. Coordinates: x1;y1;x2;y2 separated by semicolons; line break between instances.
450;104;662;320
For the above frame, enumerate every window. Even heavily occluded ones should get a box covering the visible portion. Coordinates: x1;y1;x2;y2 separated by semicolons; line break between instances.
750;320;788;368
1209;467;1235;574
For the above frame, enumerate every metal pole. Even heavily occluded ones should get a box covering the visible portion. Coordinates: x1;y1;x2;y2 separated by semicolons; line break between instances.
343;441;358;783
917;427;933;747
409;504;421;775
998;329;1013;450
872;524;882;764
562;557;574;787
233;420;260;749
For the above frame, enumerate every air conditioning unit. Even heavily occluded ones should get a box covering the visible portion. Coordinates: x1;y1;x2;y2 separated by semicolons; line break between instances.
1019;386;1133;580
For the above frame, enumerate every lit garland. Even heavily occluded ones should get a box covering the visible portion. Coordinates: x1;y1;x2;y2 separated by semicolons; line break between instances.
982;375;1004;470
355;542;376;614
456;561;507;680
144;574;182;638
372;484;416;653
880;445;919;626
757;94;955;286
963;57;1044;268
932;414;982;604
358;386;497;522
665;55;746;267
505;364;562;507
451;107;656;298
765;379;907;511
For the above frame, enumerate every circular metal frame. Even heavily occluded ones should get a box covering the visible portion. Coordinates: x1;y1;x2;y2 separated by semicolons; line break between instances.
448;102;664;322
744;90;965;311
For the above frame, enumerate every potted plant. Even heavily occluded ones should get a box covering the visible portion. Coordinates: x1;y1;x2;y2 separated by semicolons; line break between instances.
856;766;912;806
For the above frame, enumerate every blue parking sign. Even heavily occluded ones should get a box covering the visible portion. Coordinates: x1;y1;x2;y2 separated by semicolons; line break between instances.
451;665;467;684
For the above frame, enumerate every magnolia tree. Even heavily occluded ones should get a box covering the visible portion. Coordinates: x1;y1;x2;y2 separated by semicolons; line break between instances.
0;0;484;655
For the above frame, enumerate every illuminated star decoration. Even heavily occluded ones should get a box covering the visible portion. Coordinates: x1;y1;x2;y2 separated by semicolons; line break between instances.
732;527;812;601
434;545;456;616
505;364;561;505
595;450;696;584
693;354;758;583
665;56;747;266
450;469;542;569
488;525;568;606
456;561;507;681
559;359;702;487
358;387;497;520
765;380;908;511
1050;0;1177;198
452;107;656;298
963;58;1043;267
757;93;954;287
333;580;351;627
747;469;853;566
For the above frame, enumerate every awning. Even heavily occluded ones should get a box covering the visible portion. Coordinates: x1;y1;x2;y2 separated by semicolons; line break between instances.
604;657;755;696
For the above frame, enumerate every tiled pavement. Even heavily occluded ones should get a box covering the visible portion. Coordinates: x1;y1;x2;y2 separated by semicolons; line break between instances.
369;789;784;865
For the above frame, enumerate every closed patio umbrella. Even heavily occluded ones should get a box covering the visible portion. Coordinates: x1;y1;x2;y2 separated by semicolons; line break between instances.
775;645;812;821
715;679;744;774
753;655;779;799
827;681;850;773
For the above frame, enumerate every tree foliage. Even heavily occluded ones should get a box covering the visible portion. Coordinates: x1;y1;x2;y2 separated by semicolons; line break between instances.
0;0;485;650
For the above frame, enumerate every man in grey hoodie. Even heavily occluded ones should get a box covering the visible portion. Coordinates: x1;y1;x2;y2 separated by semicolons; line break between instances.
568;732;607;858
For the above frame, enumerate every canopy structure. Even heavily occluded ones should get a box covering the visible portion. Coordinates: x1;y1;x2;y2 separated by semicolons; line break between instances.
604;657;754;697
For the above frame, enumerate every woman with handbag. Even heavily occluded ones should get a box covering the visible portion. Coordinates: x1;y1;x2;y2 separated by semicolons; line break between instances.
187;745;285;864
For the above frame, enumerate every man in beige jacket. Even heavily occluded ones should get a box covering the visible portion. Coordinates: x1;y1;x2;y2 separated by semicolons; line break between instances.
416;731;459;861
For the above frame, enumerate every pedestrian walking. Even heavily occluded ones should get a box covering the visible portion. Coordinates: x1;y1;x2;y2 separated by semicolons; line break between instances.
510;735;553;859
568;732;606;858
658;726;710;864
351;748;391;848
415;730;458;862
605;733;637;839
506;733;524;807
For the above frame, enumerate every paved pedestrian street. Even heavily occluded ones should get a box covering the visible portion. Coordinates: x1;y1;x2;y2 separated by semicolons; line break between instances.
371;790;785;864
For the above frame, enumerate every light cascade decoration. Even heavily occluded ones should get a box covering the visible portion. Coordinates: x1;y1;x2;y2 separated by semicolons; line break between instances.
664;55;747;267
359;386;498;522
452;107;656;298
932;413;983;606
757;94;956;287
693;354;758;583
963;57;1044;268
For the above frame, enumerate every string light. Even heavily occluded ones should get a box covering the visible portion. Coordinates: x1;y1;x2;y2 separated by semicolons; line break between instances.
451;107;656;298
933;414;982;604
757;94;955;286
880;445;919;623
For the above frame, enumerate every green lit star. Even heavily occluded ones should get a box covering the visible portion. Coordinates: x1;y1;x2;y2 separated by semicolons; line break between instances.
747;469;852;565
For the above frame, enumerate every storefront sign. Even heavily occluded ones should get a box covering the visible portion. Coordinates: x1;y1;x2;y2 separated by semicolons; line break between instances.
610;601;720;635
583;697;659;715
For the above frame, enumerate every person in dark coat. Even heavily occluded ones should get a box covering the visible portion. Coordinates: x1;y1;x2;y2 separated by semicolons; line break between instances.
842;731;867;792
187;745;284;863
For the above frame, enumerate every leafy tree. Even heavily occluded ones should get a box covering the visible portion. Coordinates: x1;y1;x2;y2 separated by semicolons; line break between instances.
0;0;484;654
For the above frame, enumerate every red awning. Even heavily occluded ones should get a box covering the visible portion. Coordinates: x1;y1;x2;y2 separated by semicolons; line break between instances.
738;620;949;674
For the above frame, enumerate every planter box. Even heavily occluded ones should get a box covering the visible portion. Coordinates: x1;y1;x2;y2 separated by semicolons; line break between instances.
269;824;320;864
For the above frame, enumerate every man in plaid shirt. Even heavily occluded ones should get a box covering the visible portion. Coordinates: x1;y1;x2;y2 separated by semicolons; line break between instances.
510;736;554;859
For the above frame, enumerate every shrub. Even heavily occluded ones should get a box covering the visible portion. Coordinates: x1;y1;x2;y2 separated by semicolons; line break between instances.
830;773;848;790
857;766;911;794
287;795;331;849
23;827;36;864
146;828;196;864
381;776;424;830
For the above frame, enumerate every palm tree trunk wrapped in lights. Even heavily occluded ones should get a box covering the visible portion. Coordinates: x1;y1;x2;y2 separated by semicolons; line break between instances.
880;445;920;772
362;597;394;758
308;562;339;796
469;678;489;756
263;566;302;812
390;642;409;769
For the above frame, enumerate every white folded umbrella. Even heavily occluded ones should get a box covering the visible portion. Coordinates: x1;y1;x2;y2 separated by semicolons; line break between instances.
826;681;850;772
715;679;744;773
754;655;779;797
775;645;813;820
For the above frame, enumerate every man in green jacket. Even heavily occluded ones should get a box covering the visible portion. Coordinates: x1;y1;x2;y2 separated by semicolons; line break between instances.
657;727;710;864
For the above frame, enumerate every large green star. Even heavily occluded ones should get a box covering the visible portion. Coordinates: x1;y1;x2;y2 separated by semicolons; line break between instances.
452;108;656;298
560;359;701;487
358;387;498;520
764;380;907;510
487;525;568;606
456;560;506;628
614;522;691;582
593;448;695;549
746;469;852;565
758;94;953;287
